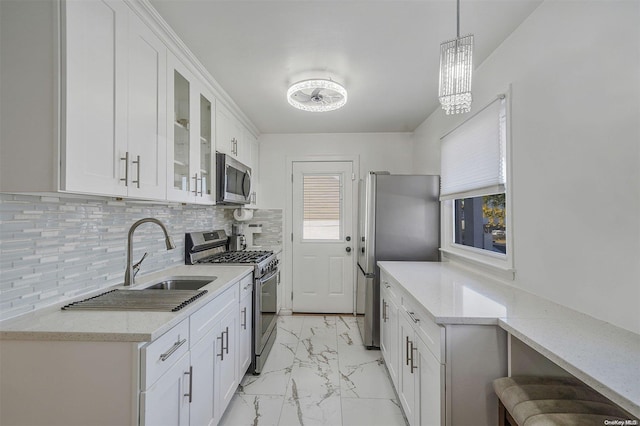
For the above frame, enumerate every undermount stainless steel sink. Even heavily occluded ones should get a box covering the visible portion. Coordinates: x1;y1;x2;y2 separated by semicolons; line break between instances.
143;276;216;290
60;276;217;312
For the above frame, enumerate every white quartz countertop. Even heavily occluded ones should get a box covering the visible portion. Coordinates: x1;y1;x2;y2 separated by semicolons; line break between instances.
0;264;253;343
377;261;640;418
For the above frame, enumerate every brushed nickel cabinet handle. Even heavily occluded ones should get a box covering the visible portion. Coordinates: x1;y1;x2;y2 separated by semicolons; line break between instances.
120;152;129;186
132;155;141;188
406;335;410;366
224;326;229;354
198;177;204;196
192;173;199;195
241;307;247;329
408;311;420;323
159;338;186;361
382;300;387;322
184;366;193;403
410;342;418;373
217;333;224;360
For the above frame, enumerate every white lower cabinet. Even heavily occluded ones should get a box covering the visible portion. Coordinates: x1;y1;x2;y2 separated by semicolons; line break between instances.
138;275;250;426
398;311;420;423
380;269;507;426
216;307;239;416
380;280;400;389
140;351;191;426
238;275;254;377
415;336;444;426
190;328;217;426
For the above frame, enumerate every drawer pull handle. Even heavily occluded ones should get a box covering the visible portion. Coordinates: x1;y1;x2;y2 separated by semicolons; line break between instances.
224;326;229;354
160;338;186;362
382;300;387;322
408;311;420;323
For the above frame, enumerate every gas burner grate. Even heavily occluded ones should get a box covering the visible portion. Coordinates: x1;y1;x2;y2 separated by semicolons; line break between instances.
201;250;272;264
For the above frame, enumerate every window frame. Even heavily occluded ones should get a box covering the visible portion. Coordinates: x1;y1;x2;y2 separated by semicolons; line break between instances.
440;89;515;275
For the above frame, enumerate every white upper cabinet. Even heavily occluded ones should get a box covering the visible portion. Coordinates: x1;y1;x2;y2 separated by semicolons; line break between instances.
245;129;259;207
65;0;167;199
63;0;129;197
167;54;216;204
215;101;244;161
125;11;167;200
0;0;257;204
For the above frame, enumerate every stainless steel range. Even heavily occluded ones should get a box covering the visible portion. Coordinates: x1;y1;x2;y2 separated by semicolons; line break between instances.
185;230;278;374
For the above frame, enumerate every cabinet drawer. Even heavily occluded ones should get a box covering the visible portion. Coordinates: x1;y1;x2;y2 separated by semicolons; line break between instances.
401;297;444;363
141;319;190;390
380;273;400;304
239;273;253;300
190;283;238;346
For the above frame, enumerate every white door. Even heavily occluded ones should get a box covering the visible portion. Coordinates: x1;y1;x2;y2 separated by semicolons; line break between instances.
292;161;355;313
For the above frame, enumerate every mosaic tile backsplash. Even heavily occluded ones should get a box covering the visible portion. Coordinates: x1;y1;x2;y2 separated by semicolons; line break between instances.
234;209;283;248
0;193;236;321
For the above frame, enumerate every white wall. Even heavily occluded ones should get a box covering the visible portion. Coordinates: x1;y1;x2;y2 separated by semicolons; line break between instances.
413;1;640;333
258;132;415;209
257;132;414;312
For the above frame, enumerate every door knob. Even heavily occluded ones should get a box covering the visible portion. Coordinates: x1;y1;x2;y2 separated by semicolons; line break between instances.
346;236;351;241
346;247;352;253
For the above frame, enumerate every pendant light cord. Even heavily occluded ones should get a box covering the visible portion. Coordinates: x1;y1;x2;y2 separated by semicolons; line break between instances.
456;0;460;38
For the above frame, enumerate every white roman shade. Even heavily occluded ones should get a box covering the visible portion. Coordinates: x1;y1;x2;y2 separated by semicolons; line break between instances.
440;95;507;200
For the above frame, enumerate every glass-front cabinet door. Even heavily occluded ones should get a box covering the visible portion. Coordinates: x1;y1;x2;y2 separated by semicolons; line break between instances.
198;92;215;203
167;53;216;204
171;69;191;200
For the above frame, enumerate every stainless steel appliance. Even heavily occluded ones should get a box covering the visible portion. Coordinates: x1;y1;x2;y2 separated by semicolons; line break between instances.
356;172;440;348
216;153;252;205
229;235;247;251
185;230;278;374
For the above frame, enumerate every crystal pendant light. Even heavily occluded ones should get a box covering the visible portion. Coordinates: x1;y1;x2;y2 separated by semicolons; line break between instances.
438;0;473;115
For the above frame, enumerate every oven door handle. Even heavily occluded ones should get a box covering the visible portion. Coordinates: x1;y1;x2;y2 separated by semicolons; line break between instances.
258;268;278;284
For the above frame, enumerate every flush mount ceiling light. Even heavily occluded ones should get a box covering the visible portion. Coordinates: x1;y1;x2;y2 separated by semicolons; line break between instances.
438;0;474;115
287;79;347;112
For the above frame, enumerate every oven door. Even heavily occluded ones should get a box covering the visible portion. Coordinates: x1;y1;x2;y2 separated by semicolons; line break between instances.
254;269;278;366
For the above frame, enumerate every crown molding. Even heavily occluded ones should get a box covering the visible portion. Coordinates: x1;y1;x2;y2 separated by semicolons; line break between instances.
125;0;260;138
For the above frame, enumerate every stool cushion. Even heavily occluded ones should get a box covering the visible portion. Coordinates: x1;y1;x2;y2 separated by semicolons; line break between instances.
493;376;583;401
513;399;630;425
523;413;628;426
493;376;636;426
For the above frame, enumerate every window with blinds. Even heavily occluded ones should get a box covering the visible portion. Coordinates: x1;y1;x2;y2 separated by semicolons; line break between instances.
441;94;512;263
302;174;342;240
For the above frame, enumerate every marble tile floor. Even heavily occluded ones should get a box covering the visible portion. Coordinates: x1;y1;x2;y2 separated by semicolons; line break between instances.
220;315;407;426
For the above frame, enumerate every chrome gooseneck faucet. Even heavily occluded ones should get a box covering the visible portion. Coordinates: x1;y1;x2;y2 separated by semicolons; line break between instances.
124;218;176;286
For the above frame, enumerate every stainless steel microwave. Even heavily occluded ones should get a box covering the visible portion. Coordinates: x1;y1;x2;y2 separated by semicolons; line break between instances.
216;153;252;204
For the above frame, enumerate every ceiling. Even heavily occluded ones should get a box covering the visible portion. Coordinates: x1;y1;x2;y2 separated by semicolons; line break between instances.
150;0;542;134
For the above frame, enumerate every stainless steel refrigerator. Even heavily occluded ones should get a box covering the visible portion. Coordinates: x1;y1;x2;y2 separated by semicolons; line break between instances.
356;172;440;348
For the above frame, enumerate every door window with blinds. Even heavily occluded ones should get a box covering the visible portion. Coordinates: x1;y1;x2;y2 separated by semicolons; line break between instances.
440;94;512;268
302;174;343;240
